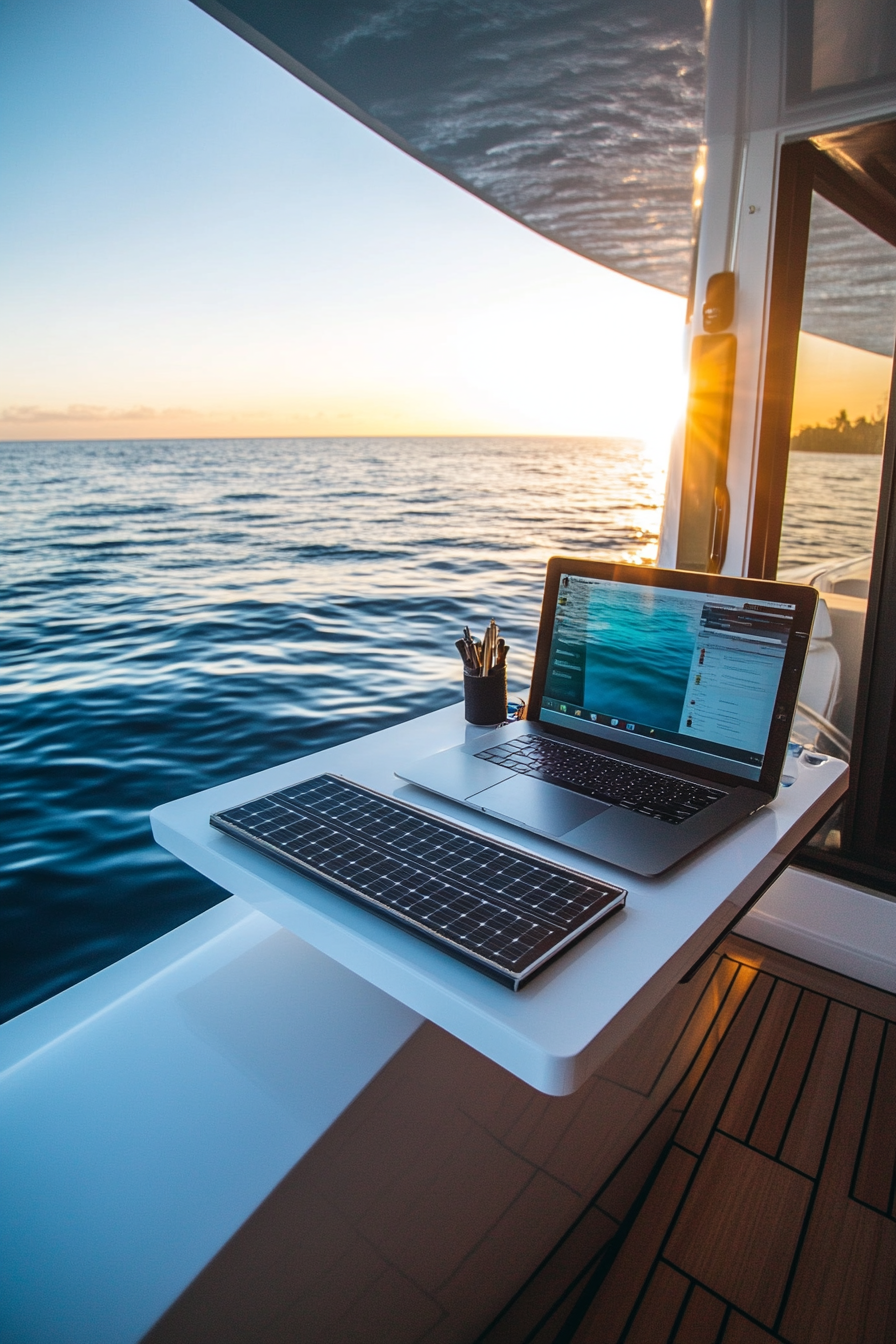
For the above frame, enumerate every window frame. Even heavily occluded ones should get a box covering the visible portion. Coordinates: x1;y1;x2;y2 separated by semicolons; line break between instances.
752;133;896;891
786;0;896;107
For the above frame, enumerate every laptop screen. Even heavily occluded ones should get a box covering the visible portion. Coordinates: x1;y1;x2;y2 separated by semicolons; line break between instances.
537;572;800;782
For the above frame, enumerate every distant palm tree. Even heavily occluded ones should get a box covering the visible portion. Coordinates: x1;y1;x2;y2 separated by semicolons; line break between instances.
791;408;884;455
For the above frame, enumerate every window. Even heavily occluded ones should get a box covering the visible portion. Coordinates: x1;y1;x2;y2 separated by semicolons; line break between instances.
754;124;896;890
788;0;896;102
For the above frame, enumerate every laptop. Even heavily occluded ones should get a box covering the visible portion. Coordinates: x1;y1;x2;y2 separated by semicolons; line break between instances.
396;557;818;875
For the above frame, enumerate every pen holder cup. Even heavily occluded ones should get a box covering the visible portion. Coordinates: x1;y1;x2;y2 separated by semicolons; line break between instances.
464;666;508;726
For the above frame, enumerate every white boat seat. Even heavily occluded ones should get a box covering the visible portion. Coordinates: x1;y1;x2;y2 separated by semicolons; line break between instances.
792;598;841;749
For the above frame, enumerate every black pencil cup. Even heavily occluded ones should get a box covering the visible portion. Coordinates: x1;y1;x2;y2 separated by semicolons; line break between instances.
464;665;507;725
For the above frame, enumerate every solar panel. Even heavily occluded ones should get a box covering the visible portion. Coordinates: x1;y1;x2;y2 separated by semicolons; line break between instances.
210;774;626;990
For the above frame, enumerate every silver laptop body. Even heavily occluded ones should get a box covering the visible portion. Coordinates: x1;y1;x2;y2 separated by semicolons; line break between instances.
396;558;818;875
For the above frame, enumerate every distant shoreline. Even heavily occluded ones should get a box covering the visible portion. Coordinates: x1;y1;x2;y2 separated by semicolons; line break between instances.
791;416;884;455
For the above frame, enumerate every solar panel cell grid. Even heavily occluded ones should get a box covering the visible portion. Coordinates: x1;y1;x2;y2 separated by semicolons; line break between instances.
211;775;625;988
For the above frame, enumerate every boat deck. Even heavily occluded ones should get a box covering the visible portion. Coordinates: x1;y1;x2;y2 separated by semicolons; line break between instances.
481;933;896;1344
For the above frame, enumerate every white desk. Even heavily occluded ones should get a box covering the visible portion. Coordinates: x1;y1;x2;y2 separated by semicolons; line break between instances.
152;704;846;1094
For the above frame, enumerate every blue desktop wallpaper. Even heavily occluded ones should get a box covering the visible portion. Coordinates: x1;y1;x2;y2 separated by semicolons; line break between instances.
582;594;699;730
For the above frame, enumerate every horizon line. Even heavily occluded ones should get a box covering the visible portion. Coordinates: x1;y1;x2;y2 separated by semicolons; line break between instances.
0;431;649;445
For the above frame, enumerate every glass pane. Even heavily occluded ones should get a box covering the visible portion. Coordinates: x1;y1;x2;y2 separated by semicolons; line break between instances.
811;0;896;93
777;191;896;852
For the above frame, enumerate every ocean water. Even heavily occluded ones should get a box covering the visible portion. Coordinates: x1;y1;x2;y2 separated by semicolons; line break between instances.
0;438;881;1024
1;435;665;1023
779;451;882;569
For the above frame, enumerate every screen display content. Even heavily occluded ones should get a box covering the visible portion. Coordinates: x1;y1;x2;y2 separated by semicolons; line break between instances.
539;574;797;781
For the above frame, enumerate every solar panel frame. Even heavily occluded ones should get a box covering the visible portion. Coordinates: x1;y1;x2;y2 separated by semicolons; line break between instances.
210;774;627;990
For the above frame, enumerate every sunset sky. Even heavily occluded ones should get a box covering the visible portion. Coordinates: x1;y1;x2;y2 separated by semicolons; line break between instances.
791;332;892;431
1;0;889;445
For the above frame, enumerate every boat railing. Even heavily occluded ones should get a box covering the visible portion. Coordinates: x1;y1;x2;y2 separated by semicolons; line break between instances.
794;699;852;758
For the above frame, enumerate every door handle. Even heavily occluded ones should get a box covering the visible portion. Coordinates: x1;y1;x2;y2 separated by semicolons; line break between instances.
709;483;730;573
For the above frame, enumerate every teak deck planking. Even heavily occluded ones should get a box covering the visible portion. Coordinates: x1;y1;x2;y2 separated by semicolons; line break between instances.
143;929;895;1344
481;934;896;1344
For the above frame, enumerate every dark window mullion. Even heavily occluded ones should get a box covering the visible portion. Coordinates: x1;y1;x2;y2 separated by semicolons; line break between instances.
749;141;816;580
846;372;896;860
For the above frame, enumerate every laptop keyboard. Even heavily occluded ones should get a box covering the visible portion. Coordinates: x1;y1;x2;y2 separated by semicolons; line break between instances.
475;736;726;824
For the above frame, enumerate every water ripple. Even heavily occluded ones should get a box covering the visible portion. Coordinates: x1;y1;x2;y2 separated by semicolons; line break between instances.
1;434;664;1021
3;435;876;1022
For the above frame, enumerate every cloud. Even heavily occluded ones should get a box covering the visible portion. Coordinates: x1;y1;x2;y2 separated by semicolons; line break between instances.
0;403;200;424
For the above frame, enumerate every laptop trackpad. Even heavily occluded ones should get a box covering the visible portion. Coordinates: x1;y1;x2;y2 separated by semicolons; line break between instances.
469;775;609;837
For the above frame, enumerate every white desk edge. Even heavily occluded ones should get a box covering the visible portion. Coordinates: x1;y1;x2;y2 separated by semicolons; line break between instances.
152;703;847;1094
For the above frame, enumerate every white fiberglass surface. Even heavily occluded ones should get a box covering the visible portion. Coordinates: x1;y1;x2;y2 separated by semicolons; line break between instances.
0;900;420;1344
